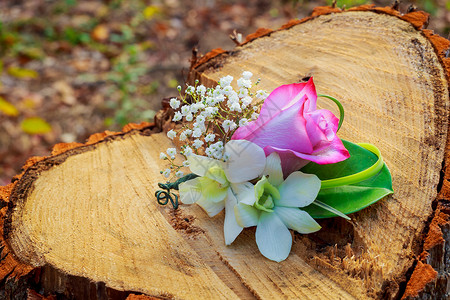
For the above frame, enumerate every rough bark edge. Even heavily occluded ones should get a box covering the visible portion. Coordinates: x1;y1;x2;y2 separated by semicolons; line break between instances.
191;5;434;71
190;5;450;299
0;121;161;299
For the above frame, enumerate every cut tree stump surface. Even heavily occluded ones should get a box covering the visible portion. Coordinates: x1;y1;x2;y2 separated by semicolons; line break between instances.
1;6;450;300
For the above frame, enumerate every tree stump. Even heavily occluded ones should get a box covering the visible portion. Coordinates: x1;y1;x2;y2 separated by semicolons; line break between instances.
1;5;449;300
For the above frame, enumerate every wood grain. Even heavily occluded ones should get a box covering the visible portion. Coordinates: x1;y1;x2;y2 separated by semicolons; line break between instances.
2;8;449;299
192;10;449;297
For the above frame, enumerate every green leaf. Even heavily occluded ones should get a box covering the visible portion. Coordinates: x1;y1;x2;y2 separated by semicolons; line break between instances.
0;96;19;116
21;117;52;134
301;140;393;218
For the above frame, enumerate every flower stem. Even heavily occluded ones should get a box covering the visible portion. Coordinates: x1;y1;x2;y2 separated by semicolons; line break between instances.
320;143;384;189
317;94;344;131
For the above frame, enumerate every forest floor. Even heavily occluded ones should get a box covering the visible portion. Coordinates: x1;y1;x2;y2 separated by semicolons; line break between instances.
0;0;449;185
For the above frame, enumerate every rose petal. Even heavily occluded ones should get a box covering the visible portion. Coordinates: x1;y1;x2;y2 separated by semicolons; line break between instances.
267;140;349;176
224;189;243;245
223;140;266;183
274;207;321;234
277;171;321;207
234;203;260;227
263;152;284;186
188;154;222;176
233;101;314;156
255;211;292;262
179;178;202;204
231;182;256;205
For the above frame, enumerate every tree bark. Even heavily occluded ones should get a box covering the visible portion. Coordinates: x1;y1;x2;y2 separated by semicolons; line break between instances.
1;5;449;300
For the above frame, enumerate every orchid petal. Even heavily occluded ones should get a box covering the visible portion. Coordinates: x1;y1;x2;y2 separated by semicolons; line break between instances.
205;166;228;185
274;207;321;234
277;172;321;207
188;154;222;176
263;152;284;186
223;140;266;183
234;203;260;227
199;177;228;203
231;182;256;205
196;197;225;217
179;178;202;204
224;189;243;245
255;211;292;262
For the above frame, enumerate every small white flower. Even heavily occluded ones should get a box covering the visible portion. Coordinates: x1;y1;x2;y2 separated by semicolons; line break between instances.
192;128;202;138
229;102;242;112
213;88;223;98
196;115;206;123
173;112;182;122
182;160;190;167
242;71;253;80
241;96;253;107
213;151;223;160
205;97;216;107
186;85;195;95
205;133;216;142
205;147;213;157
219;75;233;87
180;132;187;141
184;129;193;136
183;146;193;156
160;152;167;160
203;106;218;117
237;78;252;89
181;105;191;116
215;94;225;103
170;98;180;109
256;90;268;100
162;168;171;178
167;148;177;159
222;86;234;95
238;88;249;98
167;130;176;140
222;120;237;133
251;112;259;120
193;139;204;149
196;85;206;95
176;171;184;178
185;113;193;122
228;91;239;103
239;118;249;127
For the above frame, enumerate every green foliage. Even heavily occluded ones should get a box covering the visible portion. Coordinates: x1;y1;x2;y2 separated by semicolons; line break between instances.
301;140;393;218
106;43;156;126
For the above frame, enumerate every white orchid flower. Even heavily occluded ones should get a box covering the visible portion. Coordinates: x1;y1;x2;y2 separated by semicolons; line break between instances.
179;140;266;245
234;152;322;262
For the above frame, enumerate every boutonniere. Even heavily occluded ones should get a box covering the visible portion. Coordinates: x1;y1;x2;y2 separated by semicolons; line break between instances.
156;71;393;262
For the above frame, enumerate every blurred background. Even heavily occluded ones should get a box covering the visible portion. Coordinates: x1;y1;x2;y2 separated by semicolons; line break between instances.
0;0;449;185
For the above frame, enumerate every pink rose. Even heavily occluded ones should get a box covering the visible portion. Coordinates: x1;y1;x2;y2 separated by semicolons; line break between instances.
232;78;349;176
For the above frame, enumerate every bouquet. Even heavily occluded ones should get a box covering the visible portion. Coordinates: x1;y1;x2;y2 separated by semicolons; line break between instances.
157;71;393;262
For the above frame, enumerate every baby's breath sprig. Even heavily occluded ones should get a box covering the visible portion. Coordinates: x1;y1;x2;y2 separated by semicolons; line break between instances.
159;71;269;179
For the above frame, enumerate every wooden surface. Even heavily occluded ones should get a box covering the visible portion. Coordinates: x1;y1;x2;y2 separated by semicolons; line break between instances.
1;6;450;299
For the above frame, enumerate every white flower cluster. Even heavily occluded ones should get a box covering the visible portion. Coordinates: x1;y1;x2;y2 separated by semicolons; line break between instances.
160;71;268;181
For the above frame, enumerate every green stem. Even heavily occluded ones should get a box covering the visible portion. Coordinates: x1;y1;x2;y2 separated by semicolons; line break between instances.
317;94;344;131
321;143;384;189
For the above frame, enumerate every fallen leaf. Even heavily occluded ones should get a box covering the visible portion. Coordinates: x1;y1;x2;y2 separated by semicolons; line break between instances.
91;24;109;42
0;97;19;116
21;117;52;135
7;66;39;79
